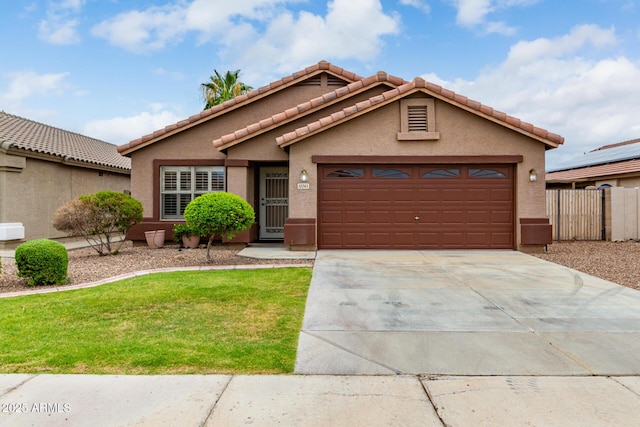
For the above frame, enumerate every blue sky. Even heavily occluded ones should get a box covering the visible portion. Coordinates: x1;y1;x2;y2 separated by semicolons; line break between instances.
1;0;639;169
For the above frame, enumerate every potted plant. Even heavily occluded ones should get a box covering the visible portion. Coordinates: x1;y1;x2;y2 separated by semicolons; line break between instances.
172;224;201;248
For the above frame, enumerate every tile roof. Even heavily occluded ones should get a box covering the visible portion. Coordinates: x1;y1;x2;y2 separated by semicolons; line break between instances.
546;158;640;182
0;111;130;171
118;60;362;155
213;71;408;150
592;137;640;152
276;78;565;148
547;138;640;173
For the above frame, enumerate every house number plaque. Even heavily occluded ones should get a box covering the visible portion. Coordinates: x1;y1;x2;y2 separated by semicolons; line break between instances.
297;183;310;190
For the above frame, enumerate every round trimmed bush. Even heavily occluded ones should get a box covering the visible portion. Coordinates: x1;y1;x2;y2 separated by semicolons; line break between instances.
15;239;69;286
184;192;255;262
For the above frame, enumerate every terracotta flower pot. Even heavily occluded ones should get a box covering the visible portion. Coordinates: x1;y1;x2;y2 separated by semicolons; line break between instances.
144;230;165;249
182;235;200;249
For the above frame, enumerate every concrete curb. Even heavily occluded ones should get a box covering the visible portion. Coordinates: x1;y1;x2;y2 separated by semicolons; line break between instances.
0;263;314;299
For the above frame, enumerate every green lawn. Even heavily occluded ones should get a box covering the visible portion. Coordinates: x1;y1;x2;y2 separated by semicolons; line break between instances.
0;267;312;374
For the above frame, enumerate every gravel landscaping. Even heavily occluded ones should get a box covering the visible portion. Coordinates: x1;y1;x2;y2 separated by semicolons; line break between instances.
2;240;640;294
0;242;312;294
533;240;640;291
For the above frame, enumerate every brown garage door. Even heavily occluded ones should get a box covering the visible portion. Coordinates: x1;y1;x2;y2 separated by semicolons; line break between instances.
318;164;514;249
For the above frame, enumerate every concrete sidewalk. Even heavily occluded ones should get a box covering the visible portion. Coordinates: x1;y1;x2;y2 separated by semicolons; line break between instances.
2;374;640;426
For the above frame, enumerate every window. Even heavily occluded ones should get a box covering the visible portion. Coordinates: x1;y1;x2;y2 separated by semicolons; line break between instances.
161;166;225;219
469;169;506;178
422;169;460;179
326;169;364;178
397;98;440;141
373;169;410;178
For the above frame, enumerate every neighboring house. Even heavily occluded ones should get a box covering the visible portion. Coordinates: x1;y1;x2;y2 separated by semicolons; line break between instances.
118;61;563;252
546;138;640;189
0;111;131;248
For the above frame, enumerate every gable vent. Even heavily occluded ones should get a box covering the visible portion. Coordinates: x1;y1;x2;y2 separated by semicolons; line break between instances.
327;75;347;87
407;106;428;131
297;75;322;86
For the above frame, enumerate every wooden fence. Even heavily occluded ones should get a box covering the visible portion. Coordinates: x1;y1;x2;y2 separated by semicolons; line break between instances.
545;189;604;241
609;187;640;241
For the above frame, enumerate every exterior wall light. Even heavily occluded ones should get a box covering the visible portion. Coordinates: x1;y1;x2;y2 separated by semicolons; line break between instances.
529;168;538;182
300;169;309;182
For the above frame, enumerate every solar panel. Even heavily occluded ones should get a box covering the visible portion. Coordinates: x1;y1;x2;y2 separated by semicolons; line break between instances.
547;140;640;172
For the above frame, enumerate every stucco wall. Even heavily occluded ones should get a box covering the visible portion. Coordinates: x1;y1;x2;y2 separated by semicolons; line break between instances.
287;96;548;247
129;125;226;218
600;177;640;188
226;86;390;163
0;153;130;241
127;79;348;218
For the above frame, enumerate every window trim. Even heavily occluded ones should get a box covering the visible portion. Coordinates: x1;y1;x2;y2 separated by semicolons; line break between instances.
160;165;225;220
153;159;225;221
397;98;440;141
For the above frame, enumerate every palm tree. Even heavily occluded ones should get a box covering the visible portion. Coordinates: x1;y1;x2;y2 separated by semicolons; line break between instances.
201;69;253;110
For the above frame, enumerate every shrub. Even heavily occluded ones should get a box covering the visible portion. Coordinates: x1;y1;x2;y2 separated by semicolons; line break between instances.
172;223;200;243
183;192;255;261
52;191;143;256
15;239;69;286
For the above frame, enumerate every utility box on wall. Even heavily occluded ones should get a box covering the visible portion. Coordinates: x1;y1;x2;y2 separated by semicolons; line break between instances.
0;223;25;241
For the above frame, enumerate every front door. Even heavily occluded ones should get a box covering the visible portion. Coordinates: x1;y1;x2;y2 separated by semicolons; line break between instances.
259;166;289;240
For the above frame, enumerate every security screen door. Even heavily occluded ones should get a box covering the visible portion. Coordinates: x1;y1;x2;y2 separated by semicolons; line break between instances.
259;166;289;240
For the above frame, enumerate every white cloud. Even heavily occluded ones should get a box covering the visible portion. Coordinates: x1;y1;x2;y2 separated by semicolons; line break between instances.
39;17;80;44
421;25;640;168
38;0;85;44
454;0;492;26
91;0;285;53
399;0;431;13
483;20;516;35
91;5;186;53
91;0;399;71
450;0;538;34
231;0;400;80
1;71;70;102
83;110;183;145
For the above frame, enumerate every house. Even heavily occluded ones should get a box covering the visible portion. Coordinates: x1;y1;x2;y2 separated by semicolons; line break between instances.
0;111;131;248
118;61;563;252
546;138;640;189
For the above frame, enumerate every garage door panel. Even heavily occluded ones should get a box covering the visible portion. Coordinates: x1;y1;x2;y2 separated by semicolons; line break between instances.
417;188;441;201
369;210;392;225
441;232;466;247
369;188;392;202
321;232;344;246
467;232;491;245
393;189;415;202
491;232;513;246
441;210;464;224
342;188;367;202
466;188;490;201
491;210;513;224
442;189;464;201
320;211;343;224
318;164;514;249
320;188;343;202
344;210;367;224
491;188;512;202
344;232;367;246
467;210;491;224
370;232;392;245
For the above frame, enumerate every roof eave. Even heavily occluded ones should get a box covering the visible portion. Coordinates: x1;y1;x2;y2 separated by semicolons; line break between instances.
10;147;131;174
214;80;401;152
120;63;363;155
277;86;564;149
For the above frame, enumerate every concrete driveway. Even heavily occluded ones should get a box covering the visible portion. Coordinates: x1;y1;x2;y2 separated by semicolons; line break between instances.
295;250;640;375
